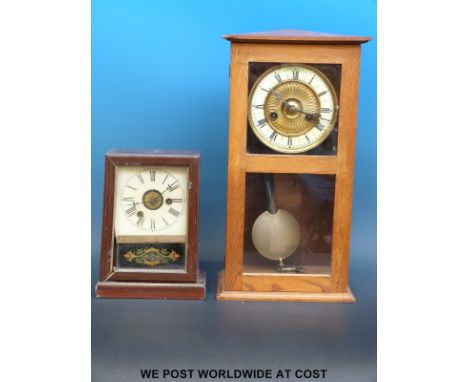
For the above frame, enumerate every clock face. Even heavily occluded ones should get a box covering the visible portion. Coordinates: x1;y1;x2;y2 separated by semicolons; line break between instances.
248;64;338;153
114;166;188;236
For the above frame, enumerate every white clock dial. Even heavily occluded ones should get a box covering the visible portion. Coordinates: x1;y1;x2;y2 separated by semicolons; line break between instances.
248;64;338;153
114;166;188;237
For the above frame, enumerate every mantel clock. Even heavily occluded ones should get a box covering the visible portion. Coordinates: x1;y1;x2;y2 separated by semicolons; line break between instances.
216;30;371;302
96;150;206;299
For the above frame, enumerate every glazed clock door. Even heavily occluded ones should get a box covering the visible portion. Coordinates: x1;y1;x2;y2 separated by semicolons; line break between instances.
248;64;339;154
247;62;341;156
99;153;200;284
113;165;189;276
239;62;342;288
243;172;335;279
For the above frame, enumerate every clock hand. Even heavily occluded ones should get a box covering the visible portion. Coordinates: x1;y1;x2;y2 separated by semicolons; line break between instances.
286;104;319;121
270;95;319;121
271;90;289;107
272;90;285;102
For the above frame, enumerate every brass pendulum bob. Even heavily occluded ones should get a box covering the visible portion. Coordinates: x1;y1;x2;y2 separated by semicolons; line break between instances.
251;174;304;273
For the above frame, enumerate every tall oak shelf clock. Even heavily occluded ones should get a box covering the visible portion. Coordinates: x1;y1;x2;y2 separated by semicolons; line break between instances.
216;30;371;302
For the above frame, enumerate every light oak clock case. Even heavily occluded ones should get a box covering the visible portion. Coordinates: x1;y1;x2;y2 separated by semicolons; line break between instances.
216;30;371;303
96;150;206;299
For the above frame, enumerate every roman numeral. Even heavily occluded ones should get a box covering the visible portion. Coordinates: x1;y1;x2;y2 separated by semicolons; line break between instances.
269;132;278;141
167;181;179;192
308;74;316;84
305;135;311;143
150;169;156;182
137;215;145;226
292;68;299;80
316;123;324;131
171;198;183;203
126;185;137;191
151;218;156;231
253;104;264;109
287;137;293;146
162;217;169;226
257;118;266;128
168;208;180;217
318;90;328;97
260;86;270;92
136;173;144;184
125;205;136;217
122;197;134;202
321;107;331;113
274;72;282;83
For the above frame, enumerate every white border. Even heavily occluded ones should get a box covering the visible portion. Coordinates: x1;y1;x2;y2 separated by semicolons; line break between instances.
0;1;90;380
379;1;467;381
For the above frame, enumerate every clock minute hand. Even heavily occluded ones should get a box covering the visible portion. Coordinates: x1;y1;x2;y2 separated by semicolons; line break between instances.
286;104;319;121
272;92;319;121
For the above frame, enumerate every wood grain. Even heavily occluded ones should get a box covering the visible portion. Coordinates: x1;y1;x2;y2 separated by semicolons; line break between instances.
99;155;116;281
245;154;337;174
96;273;206;300
223;43;249;290
242;43;362;65
224;30;371;45
216;272;354;303
242;274;331;293
329;46;361;292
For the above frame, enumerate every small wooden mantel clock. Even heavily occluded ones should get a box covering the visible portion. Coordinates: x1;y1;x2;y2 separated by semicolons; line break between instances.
216;30;371;302
96;150;206;299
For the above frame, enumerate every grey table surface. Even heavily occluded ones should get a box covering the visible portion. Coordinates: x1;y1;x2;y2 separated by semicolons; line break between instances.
92;258;376;382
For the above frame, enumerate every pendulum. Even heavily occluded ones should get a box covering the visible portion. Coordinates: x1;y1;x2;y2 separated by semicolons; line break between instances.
251;174;304;273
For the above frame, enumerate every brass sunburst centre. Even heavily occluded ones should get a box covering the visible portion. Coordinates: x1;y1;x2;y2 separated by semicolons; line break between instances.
265;81;320;137
142;189;163;210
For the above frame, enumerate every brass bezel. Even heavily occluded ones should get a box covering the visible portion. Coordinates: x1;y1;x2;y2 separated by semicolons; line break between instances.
142;189;164;210
247;63;339;154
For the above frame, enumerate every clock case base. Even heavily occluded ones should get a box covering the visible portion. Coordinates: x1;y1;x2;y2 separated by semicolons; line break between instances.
96;272;206;300
216;271;355;303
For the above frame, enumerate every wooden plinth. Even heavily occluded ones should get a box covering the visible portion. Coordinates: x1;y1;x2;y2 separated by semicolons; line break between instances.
216;271;355;303
96;272;206;300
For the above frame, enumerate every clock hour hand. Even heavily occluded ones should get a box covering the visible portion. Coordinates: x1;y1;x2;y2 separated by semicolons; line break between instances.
286;104;319;121
270;90;289;108
270;94;319;121
272;90;285;102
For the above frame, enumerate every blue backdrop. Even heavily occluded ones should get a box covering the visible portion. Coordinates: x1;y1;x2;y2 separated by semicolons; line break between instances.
92;2;376;380
92;0;376;282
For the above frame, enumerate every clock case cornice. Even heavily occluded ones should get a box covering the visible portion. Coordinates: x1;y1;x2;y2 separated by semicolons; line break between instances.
223;29;371;45
106;149;200;161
